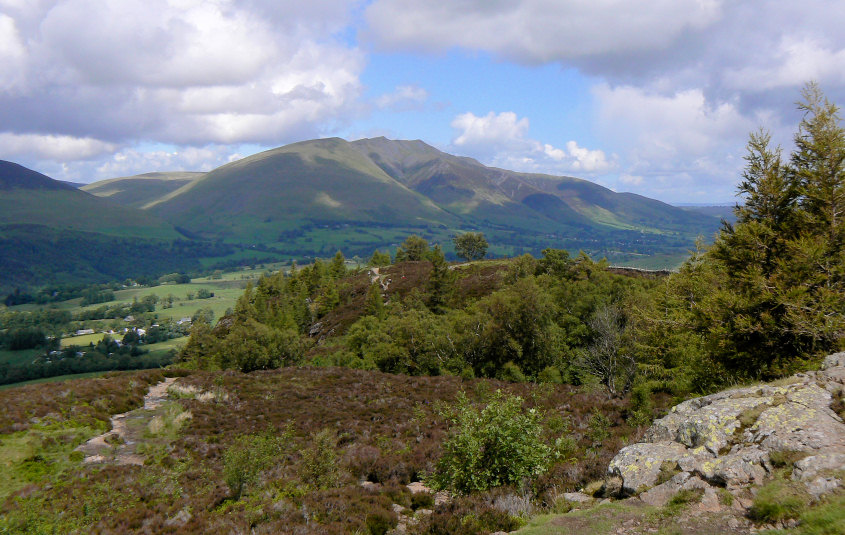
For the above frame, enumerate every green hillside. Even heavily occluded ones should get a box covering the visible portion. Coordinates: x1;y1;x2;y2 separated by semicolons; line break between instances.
0;161;229;292
81;172;204;210
0;161;181;239
147;138;458;242
83;137;719;254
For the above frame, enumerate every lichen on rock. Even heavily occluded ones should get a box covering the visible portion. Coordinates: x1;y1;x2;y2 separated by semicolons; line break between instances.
606;352;845;508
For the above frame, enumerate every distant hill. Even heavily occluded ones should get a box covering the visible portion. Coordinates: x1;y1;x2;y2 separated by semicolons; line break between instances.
81;172;204;209
86;137;721;261
679;204;738;224
0;161;225;292
0;160;77;191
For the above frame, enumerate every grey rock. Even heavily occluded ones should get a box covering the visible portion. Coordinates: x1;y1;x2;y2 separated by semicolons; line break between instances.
561;492;593;503
164;508;192;527
607;442;687;495
607;353;845;504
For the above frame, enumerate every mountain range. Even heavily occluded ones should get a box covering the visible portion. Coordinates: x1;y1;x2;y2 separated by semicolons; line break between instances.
3;137;722;292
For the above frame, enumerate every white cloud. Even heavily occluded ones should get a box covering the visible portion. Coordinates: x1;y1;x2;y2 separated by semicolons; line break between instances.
594;85;758;200
0;14;26;91
93;145;238;178
375;85;428;111
0;0;364;147
450;111;614;175
0;133;116;161
724;37;845;91
619;174;643;186
451;111;531;153
364;0;723;63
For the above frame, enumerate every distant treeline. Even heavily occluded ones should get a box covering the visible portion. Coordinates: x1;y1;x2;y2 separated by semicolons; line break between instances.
0;336;173;386
0;225;233;294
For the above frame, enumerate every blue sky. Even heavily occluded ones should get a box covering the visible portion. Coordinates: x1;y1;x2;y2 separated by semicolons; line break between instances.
2;0;845;204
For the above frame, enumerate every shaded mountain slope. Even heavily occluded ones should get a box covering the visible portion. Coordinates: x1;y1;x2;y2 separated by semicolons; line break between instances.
0;161;180;239
0;161;224;292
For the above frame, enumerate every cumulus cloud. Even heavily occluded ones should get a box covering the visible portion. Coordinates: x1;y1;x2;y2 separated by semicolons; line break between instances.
594;85;759;200
0;133;116;161
24;143;245;184
364;0;723;63
375;85;429;111
0;0;364;151
450;111;614;175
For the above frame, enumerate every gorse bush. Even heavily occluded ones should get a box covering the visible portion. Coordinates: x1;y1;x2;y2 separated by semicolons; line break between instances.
429;390;554;494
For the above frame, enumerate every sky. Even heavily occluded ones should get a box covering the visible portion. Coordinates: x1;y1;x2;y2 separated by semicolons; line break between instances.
2;1;845;204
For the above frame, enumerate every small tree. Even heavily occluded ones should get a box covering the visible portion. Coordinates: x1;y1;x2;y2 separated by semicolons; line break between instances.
299;428;341;489
429;390;553;493
364;283;386;320
426;244;454;312
368;249;391;267
223;433;285;499
329;250;346;279
452;232;488;261
396;235;429;261
578;304;635;395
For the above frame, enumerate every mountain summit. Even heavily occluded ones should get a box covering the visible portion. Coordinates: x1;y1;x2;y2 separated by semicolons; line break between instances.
84;137;719;255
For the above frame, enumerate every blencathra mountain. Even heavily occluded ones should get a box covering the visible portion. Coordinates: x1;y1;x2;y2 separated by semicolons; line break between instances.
85;137;720;256
3;137;720;291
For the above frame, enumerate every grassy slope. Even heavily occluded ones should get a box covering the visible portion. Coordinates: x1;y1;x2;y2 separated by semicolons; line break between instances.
88;137;719;254
0;189;181;240
81;172;204;210
150;138;458;242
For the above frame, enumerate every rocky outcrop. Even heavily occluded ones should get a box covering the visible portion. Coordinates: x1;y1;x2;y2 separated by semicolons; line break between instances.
607;353;845;507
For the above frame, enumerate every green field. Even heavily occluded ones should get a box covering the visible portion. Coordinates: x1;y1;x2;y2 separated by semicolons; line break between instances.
60;332;106;348
0;371;109;391
144;337;186;357
8;265;281;322
0;348;41;367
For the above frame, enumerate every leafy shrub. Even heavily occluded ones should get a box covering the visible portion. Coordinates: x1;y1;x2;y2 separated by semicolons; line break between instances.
538;366;563;384
410;492;434;511
587;408;611;444
429;390;553;493
365;512;395;535
223;432;285;499
498;361;526;382
299;428;341;489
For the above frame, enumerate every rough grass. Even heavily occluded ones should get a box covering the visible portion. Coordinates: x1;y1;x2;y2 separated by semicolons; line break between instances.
749;475;812;523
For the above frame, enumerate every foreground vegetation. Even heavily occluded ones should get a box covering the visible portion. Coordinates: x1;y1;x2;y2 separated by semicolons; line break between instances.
0;367;647;534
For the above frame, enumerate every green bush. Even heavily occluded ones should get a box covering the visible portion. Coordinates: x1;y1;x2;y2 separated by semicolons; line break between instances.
538;366;563;384
429;390;553;493
498;361;526;382
299;428;341;489
223;433;285;499
365;512;395;535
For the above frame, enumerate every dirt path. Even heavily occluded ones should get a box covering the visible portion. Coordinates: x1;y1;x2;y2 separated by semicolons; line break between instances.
77;377;178;466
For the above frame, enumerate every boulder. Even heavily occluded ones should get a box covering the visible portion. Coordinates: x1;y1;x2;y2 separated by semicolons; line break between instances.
607;353;845;507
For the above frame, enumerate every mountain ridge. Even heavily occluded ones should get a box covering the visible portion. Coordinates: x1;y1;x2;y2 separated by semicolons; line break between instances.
83;137;717;245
